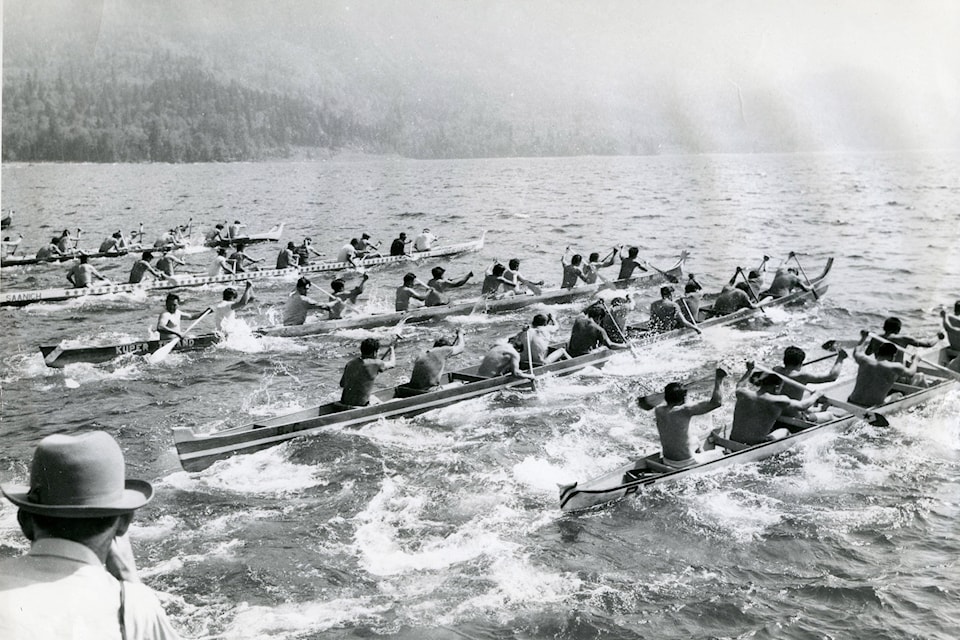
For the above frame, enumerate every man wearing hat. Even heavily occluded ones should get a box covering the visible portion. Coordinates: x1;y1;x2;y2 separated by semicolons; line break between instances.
0;431;180;637
283;277;330;326
424;266;473;306
651;368;726;468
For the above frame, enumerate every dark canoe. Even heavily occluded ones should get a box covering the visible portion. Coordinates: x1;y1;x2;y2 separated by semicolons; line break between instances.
258;251;687;337
173;345;619;472
626;258;833;343
1;213;11;229
296;231;487;275
0;243;186;268
204;223;285;247
39;333;222;368
0;233;486;307
559;346;957;513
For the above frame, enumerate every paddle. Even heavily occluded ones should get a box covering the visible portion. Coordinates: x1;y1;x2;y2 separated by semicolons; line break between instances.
644;259;680;284
753;363;889;427
865;332;960;382
146;308;213;364
524;323;539;391
789;252;818;300
599;299;640;359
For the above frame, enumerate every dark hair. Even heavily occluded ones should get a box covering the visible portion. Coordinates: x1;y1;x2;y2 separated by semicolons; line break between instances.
287;241;296;249
433;336;453;347
331;278;345;293
748;270;760;279
296;277;311;289
78;255;89;264
664;382;686;405
403;273;417;286
954;300;960;315
734;282;751;294
759;373;782;388
223;288;238;301
588;252;600;262
28;513;121;542
165;293;180;303
508;258;520;270
883;317;902;334
360;337;380;357
431;266;445;279
399;232;407;239
585;305;605;321
571;254;582;265
783;346;806;367
627;247;639;257
660;286;673;298
491;263;506;277
532;314;549;327
684;282;699;293
142;251;153;261
877;342;898;359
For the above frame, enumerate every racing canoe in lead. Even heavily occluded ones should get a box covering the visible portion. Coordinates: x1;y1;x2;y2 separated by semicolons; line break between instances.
0;233;485;307
559;346;957;513
258;251;687;337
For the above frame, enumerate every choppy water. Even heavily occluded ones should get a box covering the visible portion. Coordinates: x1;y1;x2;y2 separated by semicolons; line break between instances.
1;151;959;639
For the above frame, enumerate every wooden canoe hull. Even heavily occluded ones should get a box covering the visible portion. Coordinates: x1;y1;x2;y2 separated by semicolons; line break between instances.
1;234;485;307
39;333;222;367
559;345;955;512
204;223;285;247
258;252;686;337
173;346;617;472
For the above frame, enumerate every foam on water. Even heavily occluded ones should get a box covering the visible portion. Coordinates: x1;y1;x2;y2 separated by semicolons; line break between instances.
222;597;393;638
164;444;326;494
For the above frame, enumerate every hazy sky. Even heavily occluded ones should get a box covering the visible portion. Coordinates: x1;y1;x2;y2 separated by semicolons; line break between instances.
4;0;959;151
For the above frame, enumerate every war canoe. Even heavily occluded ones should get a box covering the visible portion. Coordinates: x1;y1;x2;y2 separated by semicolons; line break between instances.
559;346;958;512
626;258;833;343
0;243;187;268
257;251;686;337
39;333;222;368
0;233;486;307
296;231;487;276
204;223;285;247
173;344;621;472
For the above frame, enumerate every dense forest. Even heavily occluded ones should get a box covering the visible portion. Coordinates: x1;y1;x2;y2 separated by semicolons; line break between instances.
2;50;643;163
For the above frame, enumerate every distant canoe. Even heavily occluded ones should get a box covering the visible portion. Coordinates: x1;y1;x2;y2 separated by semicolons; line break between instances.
0;233;486;307
1;212;11;229
0;243;185;268
204;223;285;247
258;251;685;337
40;333;222;368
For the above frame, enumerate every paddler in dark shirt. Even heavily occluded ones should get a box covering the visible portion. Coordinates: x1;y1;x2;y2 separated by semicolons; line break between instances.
653;368;726;467
390;232;411;256
425;266;473;306
729;364;822;445
339;337;396;407
405;328;465;392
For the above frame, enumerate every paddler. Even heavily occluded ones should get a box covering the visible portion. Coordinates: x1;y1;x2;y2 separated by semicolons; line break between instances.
425;266;473;306
227;242;261;273
212;282;254;333
157;293;211;341
711;284;757;316
502;258;543;295
276;242;300;269
208;247;236;276
866;316;943;361
400;328;465;394
941;302;960;351
582;248;618;284
98;230;128;254
477;339;535;380
649;286;701;334
339;337;396;407
128;251;167;283
847;331;919;407
617;246;648;280
390;232;411;256
413;228;438;252
205;223;226;245
679;279;703;323
227;220;245;240
66;255;111;288
560;250;589;289
652;368;726;468
36;237;64;260
729;364;824;445
567;304;630;357
283;277;329;326
759;266;811;299
395;272;431;311
326;274;369;319
55;229;75;253
481;262;513;296
356;233;381;257
156;249;186;277
515;313;570;368
773;346;847;422
295;237;324;266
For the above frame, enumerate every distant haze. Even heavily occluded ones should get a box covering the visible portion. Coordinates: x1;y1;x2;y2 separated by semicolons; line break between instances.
4;0;959;155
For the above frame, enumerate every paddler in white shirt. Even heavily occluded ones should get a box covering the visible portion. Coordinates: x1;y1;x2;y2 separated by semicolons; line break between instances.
208;247;236;276
212;281;254;333
157;293;210;341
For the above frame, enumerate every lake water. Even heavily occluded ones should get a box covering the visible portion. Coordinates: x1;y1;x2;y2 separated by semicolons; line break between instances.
1;151;959;639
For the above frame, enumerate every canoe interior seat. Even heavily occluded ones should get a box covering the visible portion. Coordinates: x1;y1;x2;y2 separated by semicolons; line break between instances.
639;457;675;473
777;416;815;432
710;435;751;452
449;367;489;383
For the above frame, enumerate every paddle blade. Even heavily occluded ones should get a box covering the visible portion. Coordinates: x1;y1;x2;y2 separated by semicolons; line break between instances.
146;338;179;364
864;412;890;428
637;394;661;411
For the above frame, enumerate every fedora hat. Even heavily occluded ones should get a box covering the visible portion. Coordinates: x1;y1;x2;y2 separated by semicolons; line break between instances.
1;431;153;518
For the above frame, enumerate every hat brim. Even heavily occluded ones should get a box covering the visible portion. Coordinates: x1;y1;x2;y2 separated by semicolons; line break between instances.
1;479;153;518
